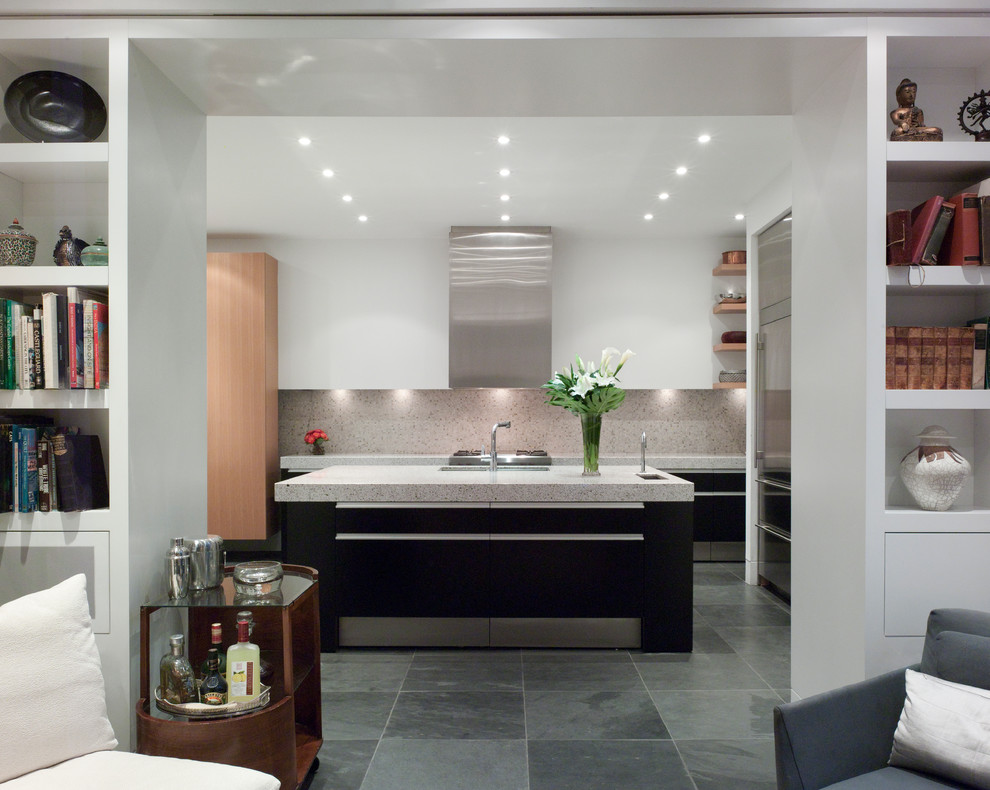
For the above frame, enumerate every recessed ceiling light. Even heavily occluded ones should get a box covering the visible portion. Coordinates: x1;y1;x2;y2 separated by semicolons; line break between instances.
322;168;334;178
697;134;711;143
499;168;511;177
497;135;510;145
342;194;353;202
644;213;654;220
658;192;670;200
734;213;745;221
358;215;368;222
675;166;688;176
500;194;510;202
298;137;312;146
501;214;510;222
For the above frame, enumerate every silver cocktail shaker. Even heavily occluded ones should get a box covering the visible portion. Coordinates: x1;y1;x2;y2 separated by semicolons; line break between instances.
165;537;191;599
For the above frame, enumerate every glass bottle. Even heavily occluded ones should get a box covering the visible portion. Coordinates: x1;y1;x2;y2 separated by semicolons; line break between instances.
159;633;196;704
226;618;261;702
198;648;228;705
199;622;226;677
237;609;274;684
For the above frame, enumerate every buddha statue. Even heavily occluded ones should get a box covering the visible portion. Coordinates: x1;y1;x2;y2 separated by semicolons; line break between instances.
890;78;943;141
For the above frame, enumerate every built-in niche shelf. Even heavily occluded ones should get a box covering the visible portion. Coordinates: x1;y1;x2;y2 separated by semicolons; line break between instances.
713;343;746;352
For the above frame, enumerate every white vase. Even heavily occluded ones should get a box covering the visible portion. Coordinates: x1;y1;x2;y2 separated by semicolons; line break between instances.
898;425;971;511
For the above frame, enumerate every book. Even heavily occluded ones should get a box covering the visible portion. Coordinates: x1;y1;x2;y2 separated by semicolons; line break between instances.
970;321;988;389
32;308;43;389
981;196;990;267
921;203;955;265
55;293;68;389
19;315;33;389
40;293;59;389
67;287;103;389
884;326;897;390
940;192;981;265
886;209;913;265
52;433;109;511
92;301;108;389
920;327;935;389
947;327;963;389
894;326;909;389
934;326;949;390
11;302;23;389
908;196;947;265
37;436;51;512
2;298;12;389
959;326;976;389
14;426;38;512
906;326;923;389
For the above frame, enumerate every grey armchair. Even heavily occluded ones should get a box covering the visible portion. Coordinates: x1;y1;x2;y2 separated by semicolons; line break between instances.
773;609;990;790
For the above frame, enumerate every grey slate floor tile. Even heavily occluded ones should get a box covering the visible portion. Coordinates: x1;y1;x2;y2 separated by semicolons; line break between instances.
315;561;791;789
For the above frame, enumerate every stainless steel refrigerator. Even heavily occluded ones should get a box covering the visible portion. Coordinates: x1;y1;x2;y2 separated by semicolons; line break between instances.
755;214;791;602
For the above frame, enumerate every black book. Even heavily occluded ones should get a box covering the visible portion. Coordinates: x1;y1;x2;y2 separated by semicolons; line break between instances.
55;293;69;389
920;203;955;265
52;433;109;511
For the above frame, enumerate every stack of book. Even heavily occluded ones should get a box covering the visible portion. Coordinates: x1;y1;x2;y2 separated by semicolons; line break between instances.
886;179;990;266
0;420;109;513
0;287;108;390
885;325;979;389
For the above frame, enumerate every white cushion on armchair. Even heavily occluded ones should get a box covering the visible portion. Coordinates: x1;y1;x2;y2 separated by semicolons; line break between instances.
2;751;280;790
0;573;117;783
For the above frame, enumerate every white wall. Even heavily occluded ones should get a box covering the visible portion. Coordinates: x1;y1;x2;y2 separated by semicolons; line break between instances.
789;38;870;698
208;231;744;390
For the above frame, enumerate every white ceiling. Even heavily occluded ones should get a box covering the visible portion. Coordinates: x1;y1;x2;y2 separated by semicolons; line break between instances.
136;36;798;242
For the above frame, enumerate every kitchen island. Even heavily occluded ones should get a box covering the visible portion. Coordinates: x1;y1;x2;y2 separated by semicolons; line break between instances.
276;465;693;652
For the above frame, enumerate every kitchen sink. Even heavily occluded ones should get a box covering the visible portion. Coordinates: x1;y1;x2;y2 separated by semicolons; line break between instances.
439;465;551;472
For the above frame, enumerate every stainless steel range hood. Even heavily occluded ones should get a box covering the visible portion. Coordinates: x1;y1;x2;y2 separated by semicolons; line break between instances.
449;226;552;388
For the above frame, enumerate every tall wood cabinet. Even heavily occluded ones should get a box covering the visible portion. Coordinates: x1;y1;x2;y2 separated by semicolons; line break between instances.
207;252;279;540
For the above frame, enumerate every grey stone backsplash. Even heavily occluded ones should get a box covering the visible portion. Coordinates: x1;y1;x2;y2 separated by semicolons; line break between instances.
279;389;745;457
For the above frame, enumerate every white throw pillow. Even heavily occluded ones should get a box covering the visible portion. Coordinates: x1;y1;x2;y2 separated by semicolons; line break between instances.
889;668;990;789
0;573;117;783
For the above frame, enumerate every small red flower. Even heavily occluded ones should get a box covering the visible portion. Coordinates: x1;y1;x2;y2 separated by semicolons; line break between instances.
305;429;328;444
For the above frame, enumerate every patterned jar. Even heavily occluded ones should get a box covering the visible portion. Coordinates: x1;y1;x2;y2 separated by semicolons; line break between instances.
0;218;37;266
898;425;971;511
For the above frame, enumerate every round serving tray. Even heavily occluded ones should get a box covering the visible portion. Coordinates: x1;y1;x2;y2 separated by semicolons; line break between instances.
154;683;270;719
3;70;107;142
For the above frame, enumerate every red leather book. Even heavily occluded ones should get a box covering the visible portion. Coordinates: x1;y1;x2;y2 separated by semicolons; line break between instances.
886;209;912;265
908;196;945;264
940;192;981;265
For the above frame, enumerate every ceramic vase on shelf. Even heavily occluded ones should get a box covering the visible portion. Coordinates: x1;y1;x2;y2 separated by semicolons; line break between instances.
898;425;971;511
580;413;602;476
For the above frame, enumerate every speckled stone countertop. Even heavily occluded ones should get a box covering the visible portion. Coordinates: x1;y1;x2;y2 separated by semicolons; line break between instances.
275;465;694;503
280;454;744;471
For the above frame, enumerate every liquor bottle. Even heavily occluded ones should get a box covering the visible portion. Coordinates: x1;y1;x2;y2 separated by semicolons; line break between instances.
199;622;226;677
199;648;227;705
237;609;274;684
226;618;261;702
159;634;196;704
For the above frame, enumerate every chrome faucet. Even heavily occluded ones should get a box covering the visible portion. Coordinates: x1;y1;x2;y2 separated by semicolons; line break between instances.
491;421;511;472
641;431;647;473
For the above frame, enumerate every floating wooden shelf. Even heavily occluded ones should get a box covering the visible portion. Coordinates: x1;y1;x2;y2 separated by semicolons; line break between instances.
713;381;746;389
714;343;746;352
713;302;747;314
712;264;747;276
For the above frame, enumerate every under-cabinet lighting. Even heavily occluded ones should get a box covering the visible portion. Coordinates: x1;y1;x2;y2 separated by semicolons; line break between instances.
298;137;311;146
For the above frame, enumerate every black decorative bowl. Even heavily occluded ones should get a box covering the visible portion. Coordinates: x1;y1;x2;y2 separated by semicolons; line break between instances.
3;70;107;143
